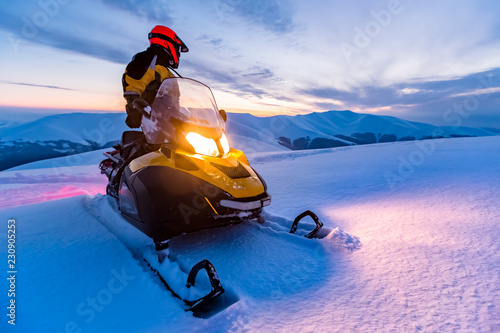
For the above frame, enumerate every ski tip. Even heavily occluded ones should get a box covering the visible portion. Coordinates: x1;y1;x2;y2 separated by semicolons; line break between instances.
190;289;239;319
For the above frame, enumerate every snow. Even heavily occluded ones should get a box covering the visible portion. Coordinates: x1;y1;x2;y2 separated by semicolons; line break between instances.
1;136;499;332
6;148;110;171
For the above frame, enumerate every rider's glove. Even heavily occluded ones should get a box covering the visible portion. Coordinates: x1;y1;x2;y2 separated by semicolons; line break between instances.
125;96;150;128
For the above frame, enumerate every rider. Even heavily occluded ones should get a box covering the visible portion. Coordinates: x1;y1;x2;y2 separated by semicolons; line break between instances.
99;26;188;195
122;25;189;129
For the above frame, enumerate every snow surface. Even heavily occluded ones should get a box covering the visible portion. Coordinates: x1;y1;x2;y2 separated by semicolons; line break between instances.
1;136;499;332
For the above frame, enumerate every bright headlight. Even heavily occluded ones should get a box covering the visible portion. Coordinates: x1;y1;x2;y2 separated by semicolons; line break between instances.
186;132;219;156
220;133;230;155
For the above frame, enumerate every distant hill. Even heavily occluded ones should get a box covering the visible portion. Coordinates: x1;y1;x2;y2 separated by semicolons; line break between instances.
226;110;499;151
0;110;498;171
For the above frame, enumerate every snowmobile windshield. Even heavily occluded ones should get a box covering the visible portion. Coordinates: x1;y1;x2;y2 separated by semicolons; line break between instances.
141;78;225;145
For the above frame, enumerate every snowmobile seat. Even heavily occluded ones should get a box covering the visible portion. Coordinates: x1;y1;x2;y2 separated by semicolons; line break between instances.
107;130;158;193
121;131;147;160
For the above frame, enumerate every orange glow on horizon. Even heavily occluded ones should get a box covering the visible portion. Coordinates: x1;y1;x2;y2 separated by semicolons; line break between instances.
1;81;393;118
0;83;125;111
0;96;126;112
0;103;125;112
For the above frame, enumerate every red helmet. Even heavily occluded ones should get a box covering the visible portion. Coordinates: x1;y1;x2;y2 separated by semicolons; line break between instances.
148;25;189;68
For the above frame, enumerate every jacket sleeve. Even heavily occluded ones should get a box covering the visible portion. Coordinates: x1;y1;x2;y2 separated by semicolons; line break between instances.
122;51;156;98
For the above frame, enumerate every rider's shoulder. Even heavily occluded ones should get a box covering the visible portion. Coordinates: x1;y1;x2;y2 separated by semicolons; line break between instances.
126;49;156;78
130;48;155;65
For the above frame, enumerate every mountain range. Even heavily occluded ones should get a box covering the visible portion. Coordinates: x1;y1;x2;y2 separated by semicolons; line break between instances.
0;110;498;171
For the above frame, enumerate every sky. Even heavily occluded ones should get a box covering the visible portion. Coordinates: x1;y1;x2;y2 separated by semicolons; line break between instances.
0;0;499;128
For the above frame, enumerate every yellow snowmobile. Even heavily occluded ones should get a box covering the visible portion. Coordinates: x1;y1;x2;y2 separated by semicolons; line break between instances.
100;77;329;317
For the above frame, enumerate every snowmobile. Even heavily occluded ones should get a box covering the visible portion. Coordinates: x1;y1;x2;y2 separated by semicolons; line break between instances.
99;77;332;317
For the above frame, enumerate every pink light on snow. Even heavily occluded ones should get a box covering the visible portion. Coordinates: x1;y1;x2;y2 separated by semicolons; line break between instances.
0;184;105;209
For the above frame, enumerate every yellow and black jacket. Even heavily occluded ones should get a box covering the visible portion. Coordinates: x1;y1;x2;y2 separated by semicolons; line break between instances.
122;45;175;104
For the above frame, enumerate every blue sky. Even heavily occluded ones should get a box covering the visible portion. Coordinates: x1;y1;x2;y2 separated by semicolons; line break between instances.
1;0;499;127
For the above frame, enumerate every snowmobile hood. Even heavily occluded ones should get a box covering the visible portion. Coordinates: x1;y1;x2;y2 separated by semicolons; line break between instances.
128;147;265;199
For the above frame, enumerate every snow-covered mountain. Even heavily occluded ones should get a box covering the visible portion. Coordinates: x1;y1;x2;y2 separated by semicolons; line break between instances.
0;113;127;171
0;110;498;170
227;110;499;150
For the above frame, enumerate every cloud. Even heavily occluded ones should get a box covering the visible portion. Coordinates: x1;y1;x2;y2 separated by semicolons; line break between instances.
243;67;274;79
35;28;132;64
197;34;224;47
214;0;296;33
304;68;500;108
0;0;151;64
287;0;500;94
300;67;500;127
0;0;296;66
398;88;428;95
181;59;269;98
451;87;500;98
0;80;75;91
100;0;173;23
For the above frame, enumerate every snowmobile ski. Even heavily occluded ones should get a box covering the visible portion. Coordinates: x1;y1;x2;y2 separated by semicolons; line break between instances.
289;210;333;239
84;196;239;319
185;260;238;318
144;256;238;318
253;210;334;240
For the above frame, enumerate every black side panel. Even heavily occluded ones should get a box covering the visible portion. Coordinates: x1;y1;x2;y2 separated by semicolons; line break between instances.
120;166;235;240
119;167;141;220
119;165;269;242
